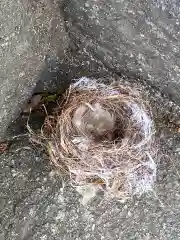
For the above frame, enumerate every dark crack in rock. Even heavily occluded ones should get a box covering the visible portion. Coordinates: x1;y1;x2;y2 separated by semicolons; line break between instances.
0;0;69;140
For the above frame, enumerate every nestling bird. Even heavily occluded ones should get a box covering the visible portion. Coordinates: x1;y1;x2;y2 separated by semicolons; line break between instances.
72;102;115;139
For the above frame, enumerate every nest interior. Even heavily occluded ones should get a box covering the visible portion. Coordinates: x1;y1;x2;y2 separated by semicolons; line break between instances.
43;77;157;200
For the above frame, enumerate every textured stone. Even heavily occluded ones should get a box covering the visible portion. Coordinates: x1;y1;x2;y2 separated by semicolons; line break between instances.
64;0;180;104
2;1;180;238
1;77;180;240
0;0;68;140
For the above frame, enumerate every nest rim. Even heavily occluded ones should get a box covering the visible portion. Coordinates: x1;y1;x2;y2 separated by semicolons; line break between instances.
42;78;156;200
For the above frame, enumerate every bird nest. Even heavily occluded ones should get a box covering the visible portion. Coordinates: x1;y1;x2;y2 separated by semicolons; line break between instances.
43;77;157;200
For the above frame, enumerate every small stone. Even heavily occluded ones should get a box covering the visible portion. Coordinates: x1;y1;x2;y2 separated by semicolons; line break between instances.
85;2;90;7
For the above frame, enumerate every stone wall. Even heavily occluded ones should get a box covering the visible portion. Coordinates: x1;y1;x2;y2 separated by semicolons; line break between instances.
0;0;68;140
64;0;180;103
1;0;180;139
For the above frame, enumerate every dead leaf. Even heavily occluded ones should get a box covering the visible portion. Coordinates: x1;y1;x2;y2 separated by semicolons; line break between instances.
23;94;42;113
0;142;9;153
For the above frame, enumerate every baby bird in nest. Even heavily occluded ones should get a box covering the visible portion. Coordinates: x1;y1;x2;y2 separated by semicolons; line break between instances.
72;102;115;140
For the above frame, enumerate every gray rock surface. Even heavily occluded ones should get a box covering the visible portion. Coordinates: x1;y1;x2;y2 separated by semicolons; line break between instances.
64;0;180;104
1;78;180;240
3;0;180;139
2;0;180;239
0;0;68;140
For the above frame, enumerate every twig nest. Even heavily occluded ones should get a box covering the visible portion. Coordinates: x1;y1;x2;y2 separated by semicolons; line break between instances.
44;77;157;200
